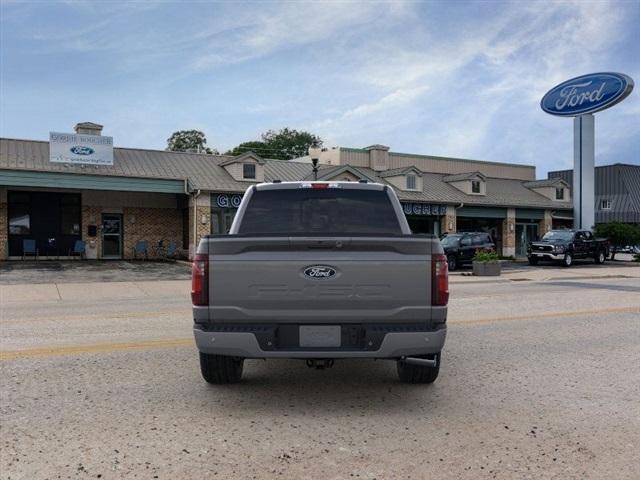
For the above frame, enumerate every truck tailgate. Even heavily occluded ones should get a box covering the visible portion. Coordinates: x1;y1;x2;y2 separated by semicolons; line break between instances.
206;236;434;324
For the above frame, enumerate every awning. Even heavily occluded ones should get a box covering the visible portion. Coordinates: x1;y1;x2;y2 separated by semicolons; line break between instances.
0;169;186;194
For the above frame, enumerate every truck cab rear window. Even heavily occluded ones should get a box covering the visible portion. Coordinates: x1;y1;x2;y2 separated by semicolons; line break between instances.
238;188;402;235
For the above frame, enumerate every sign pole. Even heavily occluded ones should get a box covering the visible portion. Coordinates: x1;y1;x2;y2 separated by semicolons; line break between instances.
572;114;595;229
541;72;633;231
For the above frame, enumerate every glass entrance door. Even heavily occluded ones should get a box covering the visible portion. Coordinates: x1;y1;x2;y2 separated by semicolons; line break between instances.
102;214;123;259
516;223;538;257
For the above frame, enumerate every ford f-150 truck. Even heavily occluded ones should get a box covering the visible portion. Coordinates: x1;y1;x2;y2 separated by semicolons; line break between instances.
192;181;448;384
527;229;609;267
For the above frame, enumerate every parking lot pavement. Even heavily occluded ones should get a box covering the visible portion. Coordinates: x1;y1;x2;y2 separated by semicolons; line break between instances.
0;260;191;285
2;273;640;479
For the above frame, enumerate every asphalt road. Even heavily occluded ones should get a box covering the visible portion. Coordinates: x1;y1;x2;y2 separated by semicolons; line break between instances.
1;273;639;479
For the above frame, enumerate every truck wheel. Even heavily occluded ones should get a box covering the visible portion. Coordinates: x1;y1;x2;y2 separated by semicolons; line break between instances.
528;256;539;266
447;256;457;271
595;251;606;264
397;352;441;384
562;253;573;267
199;353;244;384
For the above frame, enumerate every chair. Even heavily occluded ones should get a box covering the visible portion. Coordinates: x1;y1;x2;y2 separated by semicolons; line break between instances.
165;240;177;259
22;239;38;261
68;240;86;260
133;240;149;260
153;239;166;258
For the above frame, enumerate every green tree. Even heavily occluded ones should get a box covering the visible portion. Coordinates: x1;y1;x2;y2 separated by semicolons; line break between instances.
593;222;640;260
167;130;217;154
225;141;269;157
226;128;322;160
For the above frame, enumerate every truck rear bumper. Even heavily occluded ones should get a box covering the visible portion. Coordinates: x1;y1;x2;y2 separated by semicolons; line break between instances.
193;326;446;359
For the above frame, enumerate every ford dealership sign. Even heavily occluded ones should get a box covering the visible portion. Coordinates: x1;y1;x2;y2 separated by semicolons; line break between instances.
541;72;634;116
50;132;114;165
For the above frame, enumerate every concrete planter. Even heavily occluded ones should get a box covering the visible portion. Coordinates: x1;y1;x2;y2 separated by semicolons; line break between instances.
472;261;501;276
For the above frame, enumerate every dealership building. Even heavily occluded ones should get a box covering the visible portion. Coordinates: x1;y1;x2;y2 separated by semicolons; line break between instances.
1;122;578;261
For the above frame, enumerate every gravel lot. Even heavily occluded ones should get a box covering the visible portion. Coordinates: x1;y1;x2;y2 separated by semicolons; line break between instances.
1;265;639;479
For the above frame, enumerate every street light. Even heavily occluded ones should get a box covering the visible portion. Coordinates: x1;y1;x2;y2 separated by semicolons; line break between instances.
308;143;321;181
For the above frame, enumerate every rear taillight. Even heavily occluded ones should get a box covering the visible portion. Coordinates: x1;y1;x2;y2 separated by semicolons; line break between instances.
191;253;209;306
432;254;449;306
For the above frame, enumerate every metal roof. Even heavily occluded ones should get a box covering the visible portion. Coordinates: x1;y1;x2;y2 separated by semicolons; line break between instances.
523;178;567;188
1;137;572;210
378;166;422;178
549;164;640;222
443;171;486;182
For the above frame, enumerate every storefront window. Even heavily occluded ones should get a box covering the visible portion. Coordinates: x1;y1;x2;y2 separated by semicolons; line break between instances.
211;209;237;234
8;191;81;257
8;192;30;234
211;193;242;234
9;209;30;234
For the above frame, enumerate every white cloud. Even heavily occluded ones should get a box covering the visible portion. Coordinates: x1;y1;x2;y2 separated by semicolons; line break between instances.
309;0;636;174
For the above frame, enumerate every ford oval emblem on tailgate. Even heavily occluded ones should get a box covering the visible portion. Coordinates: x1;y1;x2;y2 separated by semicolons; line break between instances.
303;265;337;279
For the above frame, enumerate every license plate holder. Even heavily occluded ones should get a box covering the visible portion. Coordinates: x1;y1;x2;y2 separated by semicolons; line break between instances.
299;326;341;347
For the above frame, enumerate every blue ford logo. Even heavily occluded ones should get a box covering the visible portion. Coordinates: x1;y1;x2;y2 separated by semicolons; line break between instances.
303;265;337;279
541;72;634;116
70;146;95;155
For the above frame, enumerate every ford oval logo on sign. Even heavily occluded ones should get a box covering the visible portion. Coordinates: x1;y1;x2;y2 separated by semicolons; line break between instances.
541;72;634;116
70;146;95;155
303;265;337;279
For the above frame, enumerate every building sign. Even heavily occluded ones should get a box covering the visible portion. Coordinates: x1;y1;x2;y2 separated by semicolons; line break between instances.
49;132;114;165
540;72;634;117
402;203;447;216
215;194;243;208
540;72;634;230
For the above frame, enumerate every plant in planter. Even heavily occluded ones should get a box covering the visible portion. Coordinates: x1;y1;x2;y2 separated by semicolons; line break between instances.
472;250;501;276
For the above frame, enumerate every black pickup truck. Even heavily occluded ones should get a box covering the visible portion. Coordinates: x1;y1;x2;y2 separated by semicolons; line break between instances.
527;230;609;267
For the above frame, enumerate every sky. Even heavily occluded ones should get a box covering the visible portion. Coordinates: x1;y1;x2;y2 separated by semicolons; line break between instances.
1;0;638;177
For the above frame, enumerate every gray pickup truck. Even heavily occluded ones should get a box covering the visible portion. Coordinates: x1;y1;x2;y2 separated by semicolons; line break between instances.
192;181;448;384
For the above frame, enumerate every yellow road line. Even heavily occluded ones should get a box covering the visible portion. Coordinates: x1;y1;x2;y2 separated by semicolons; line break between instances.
0;338;193;361
449;305;640;326
2;305;639;361
0;309;190;324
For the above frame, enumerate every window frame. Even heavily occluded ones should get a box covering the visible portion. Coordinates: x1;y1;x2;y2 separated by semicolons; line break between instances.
243;163;256;180
471;180;481;194
406;174;417;190
600;199;612;210
555;187;565;200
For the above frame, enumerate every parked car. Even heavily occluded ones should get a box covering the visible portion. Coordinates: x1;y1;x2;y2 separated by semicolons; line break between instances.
616;245;640;254
192;181;449;384
439;232;495;271
527;230;609;267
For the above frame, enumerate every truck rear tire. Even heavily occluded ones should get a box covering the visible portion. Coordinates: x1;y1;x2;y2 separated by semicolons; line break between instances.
447;255;457;271
199;353;244;384
397;352;441;384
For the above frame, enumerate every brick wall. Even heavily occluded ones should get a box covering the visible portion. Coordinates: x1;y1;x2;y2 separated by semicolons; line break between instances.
123;207;182;260
440;206;457;234
81;205;103;259
501;208;516;257
188;206;211;259
539;210;553;237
